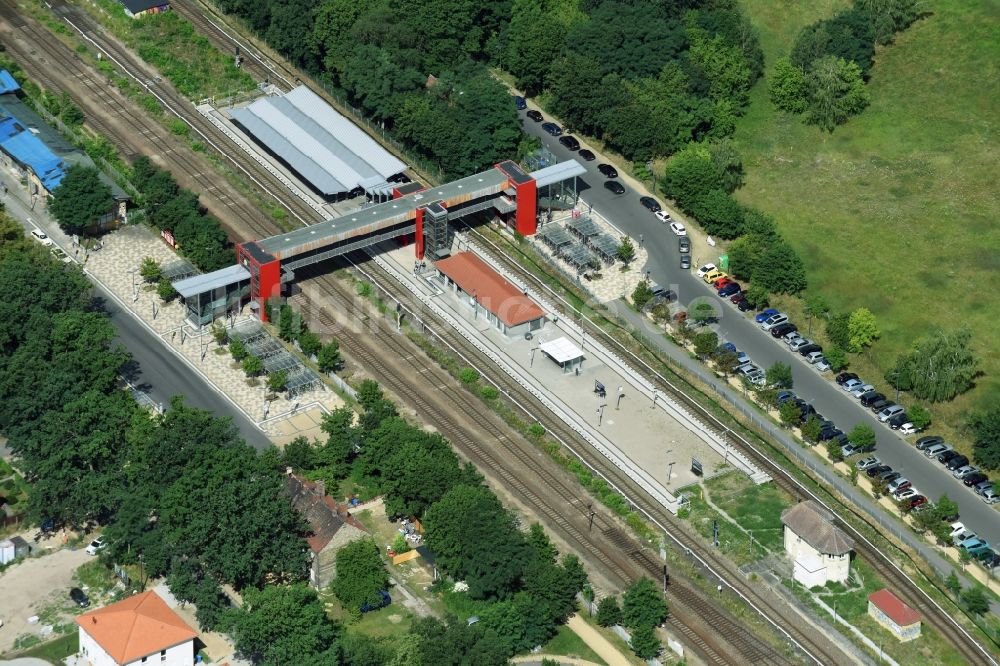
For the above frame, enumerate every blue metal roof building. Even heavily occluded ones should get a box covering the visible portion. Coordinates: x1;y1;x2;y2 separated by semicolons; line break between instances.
0;130;66;190
0;71;20;95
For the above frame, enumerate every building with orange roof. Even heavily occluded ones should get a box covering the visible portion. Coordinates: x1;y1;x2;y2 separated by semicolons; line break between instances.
75;590;198;666
868;588;921;641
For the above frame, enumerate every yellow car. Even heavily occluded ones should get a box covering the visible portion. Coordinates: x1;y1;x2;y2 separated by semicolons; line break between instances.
703;270;727;284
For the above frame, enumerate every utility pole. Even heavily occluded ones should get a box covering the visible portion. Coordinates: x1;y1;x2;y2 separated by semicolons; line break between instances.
586;503;596;532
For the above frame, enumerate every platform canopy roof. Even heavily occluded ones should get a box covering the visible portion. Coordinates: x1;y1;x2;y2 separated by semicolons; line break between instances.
531;159;586;188
539;337;584;364
230;86;406;196
172;264;250;298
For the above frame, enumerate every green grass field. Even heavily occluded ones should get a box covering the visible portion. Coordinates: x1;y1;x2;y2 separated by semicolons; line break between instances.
733;0;1000;446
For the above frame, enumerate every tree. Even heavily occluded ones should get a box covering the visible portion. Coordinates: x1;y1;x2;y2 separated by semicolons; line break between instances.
229;584;341;665
157;279;178;302
688;189;745;239
629;623;661;659
962;586;989;616
298;329;321;357
826;313;851;350
801;415;823;442
937;494;959;520
726;233;768;280
780;400;802;427
712;349;740;376
805;56;870;132
752;241;807;294
848;424;876;450
267;369;289;393
617;236;636;264
744;283;769;309
316;340;341;373
331;538;390;613
826;438;844;462
825;347;849;372
48;165;114;235
691;302;717;326
970;408;1000;470
803;294;830;333
791;8;876;76
596;596;623;627
856;0;919;45
766;362;793;389
663;142;730;209
907;404;932;431
230;338;248;362
945;571;961;597
694;332;719;359
278;304;301;342
886;328;981;402
242;354;264;378
847;307;879;351
139;257;162;284
621;578;668;630
769;57;808;113
631;279;653;309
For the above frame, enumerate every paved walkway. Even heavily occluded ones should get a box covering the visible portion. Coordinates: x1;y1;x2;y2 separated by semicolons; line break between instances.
565;614;634;666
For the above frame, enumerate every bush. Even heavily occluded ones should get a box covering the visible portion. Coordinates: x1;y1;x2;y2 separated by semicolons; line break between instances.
459;367;480;385
479;385;500;401
229;338;248;362
298;329;322;358
267;370;289;393
242;354;263;377
156;279;178;302
139;257;162;284
631;280;654;309
316;341;341;373
595;596;623;627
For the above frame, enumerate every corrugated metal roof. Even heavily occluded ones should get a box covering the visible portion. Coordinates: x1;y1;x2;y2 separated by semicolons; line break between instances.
230;86;405;196
172;264;250;298
0;71;20;95
531;159;586;188
0;131;64;190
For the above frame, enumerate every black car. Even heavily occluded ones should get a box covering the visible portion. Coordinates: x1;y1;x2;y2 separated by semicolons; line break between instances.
70;587;90;608
964;472;989;487
880;471;901;484
604;180;625;195
860;391;885;408
797;343;822;357
770;323;797;338
640;196;662;213
526;109;543;122
937;450;960;465
678;236;691;253
578;149;595;161
597;163;618;178
541;122;562;136
946;454;970;471
818;427;844;442
737;298;753;312
514;95;527;110
680;254;691;270
867;464;892;478
915;435;944;450
835;372;859;385
869;399;893;414
887;412;909;429
558;135;580;151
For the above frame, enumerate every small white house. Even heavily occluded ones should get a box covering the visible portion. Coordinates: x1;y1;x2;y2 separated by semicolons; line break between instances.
781;500;854;587
75;590;197;666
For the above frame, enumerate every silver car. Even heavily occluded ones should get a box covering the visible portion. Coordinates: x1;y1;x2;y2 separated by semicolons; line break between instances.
952;465;978;479
850;383;876;398
760;314;788;331
789;337;812;352
924;443;951;458
878;405;905;422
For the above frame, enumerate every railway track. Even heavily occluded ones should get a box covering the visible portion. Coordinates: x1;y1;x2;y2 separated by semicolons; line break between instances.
453;220;1000;666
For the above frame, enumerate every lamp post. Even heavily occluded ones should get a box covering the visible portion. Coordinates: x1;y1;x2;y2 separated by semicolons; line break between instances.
597;403;606;426
616;386;624;410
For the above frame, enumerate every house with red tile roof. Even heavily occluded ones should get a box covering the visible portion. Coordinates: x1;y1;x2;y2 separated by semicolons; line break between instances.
283;471;370;589
75;590;197;666
868;589;921;641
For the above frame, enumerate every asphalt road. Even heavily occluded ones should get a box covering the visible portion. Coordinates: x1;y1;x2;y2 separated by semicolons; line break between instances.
2;186;270;451
520;110;1000;547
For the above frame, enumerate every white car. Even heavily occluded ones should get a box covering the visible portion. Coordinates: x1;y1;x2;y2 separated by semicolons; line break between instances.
893;487;918;501
850;383;876;398
669;222;687;236
805;351;825;364
813;357;831;372
949;522;966;538
30;229;53;246
899;422;920;435
85;536;106;555
696;263;717;278
654;210;672;223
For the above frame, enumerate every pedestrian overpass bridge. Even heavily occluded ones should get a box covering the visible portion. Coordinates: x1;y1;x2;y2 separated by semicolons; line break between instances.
173;159;585;324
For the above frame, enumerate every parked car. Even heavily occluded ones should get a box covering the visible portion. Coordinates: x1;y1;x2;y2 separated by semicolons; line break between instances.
704;270;727;285
841;378;864;393
866;464;892;478
736;298;753;312
953;529;976;546
878;405;906;422
974;480;994;496
880;471;901;484
843;442;875;457
578;149;595;161
945;454;970;471
860;392;886;408
805;350;826;364
597;163;618;178
678;236;691;253
868;399;893;414
797;343;822;356
949;522;967;538
639;196;662;213
604;180;625;195
769;323;797;338
680;254;691;270
697;263;718;278
915;435;944;450
30;229;53;246
718;283;741;298
952;465;978;479
960;537;989;552
856;456;881;470
936;450;960;465
924;443;951;458
888;477;911;494
760;314;789;331
51;247;72;264
904;496;928;512
963;472;989;487
70;588;90;608
713;277;734;289
887;412;909;429
542;122;562;136
788;338;812;352
754;308;780;323
85;536;106;556
514;95;527;110
818;426;843;442
899;422;921;435
558;135;580;151
894;487;918;501
775;390;796;405
814;357;832;372
836;372;859;385
670;222;687;236
655;210;672;223
983;489;1000;504
849;383;876;398
526;109;543;122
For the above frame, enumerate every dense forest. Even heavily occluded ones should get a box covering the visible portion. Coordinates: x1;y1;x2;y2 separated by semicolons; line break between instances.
214;0;762;173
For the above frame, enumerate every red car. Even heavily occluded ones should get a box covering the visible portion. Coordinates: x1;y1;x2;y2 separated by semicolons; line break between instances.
903;495;927;512
713;277;734;289
730;293;747;304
